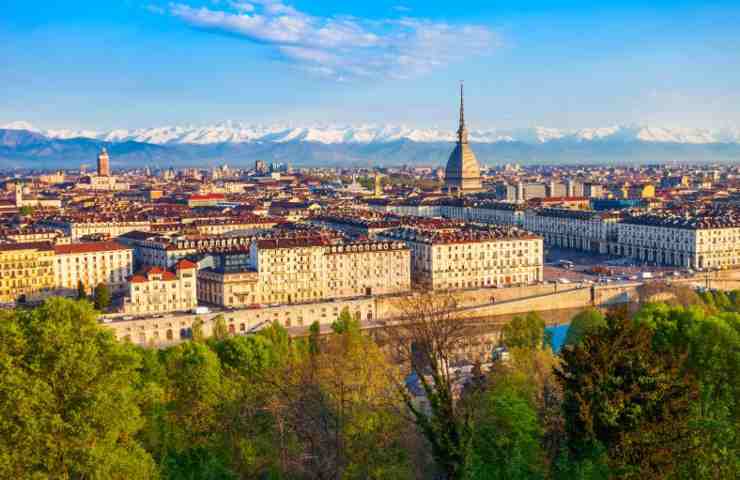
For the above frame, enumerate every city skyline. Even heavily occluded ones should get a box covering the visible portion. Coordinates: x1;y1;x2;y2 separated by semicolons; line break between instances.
3;1;740;131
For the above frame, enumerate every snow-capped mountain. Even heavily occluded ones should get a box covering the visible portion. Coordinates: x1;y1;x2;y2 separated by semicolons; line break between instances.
3;121;740;146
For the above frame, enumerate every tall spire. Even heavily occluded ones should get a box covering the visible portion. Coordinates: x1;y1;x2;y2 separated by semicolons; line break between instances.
457;81;468;144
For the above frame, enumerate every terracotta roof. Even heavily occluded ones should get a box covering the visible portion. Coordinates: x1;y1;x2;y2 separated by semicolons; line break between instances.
54;241;130;255
176;259;197;270
189;194;225;201
0;241;54;252
130;266;178;282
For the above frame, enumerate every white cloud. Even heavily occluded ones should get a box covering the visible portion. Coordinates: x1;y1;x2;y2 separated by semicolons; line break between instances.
229;2;254;13
161;1;497;80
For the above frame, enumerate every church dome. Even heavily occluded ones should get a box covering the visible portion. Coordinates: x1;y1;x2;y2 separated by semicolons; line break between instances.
445;142;481;181
444;83;482;194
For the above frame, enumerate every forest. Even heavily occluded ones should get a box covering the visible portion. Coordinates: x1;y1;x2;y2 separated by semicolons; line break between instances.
0;288;738;479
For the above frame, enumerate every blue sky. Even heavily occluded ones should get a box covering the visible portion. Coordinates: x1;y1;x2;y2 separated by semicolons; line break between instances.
2;0;739;131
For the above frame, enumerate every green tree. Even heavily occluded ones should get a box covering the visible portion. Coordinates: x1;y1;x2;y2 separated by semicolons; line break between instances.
191;317;205;342
0;298;157;479
156;341;231;478
501;312;549;350
634;304;740;479
555;309;697;479
564;308;606;347
469;385;546;480
93;282;111;311
18;205;34;216
308;320;321;356
331;307;360;334
211;315;228;341
285;309;411;479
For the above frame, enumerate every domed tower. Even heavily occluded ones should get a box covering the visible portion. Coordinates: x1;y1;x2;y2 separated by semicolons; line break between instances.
444;83;482;195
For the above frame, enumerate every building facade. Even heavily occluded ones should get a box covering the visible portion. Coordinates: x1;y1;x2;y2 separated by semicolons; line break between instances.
616;211;740;269
246;238;411;306
0;242;55;303
522;208;621;254
53;241;134;295
124;260;198;314
383;226;543;290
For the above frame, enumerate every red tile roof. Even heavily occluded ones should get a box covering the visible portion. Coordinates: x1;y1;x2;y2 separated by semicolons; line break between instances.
0;241;54;252
189;194;225;201
176;259;197;270
54;241;130;255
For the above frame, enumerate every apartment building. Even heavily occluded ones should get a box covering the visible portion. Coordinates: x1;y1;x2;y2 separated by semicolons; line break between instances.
53;241;134;295
383;226;543;290
0;242;55;303
616;210;740;269
323;241;411;298
227;237;413;306
249;237;331;304
123;260;198;314
198;269;260;307
522;208;621;254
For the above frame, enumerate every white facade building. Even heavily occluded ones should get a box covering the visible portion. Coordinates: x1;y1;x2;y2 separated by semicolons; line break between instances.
53;241;134;295
124;260;198;314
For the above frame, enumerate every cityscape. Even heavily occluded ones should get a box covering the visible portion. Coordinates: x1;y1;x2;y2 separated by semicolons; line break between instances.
1;1;739;479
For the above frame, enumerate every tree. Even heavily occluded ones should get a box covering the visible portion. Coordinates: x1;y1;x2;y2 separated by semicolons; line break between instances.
280;310;411;479
191;317;205;342
211;315;228;341
633;304;740;479
382;292;474;479
500;312;549;350
555;309;697;478
308;320;321;356
469;385;546;480
18;205;34;216
93;282;111;311
331;307;360;334
0;298;157;478
564;308;605;347
76;279;86;299
155;341;232;478
487;346;565;466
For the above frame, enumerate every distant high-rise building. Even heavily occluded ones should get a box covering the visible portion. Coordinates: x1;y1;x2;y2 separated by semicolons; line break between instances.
444;83;482;195
97;148;110;177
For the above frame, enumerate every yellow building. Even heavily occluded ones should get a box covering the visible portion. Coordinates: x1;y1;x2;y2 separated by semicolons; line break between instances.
0;242;55;303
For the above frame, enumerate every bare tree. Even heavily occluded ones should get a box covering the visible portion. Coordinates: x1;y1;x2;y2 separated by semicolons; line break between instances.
381;292;476;480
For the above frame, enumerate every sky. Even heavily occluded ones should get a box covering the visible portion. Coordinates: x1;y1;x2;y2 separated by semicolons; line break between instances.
2;0;740;131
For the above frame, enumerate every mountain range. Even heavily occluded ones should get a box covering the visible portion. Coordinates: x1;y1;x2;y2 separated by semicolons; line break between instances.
1;121;739;169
